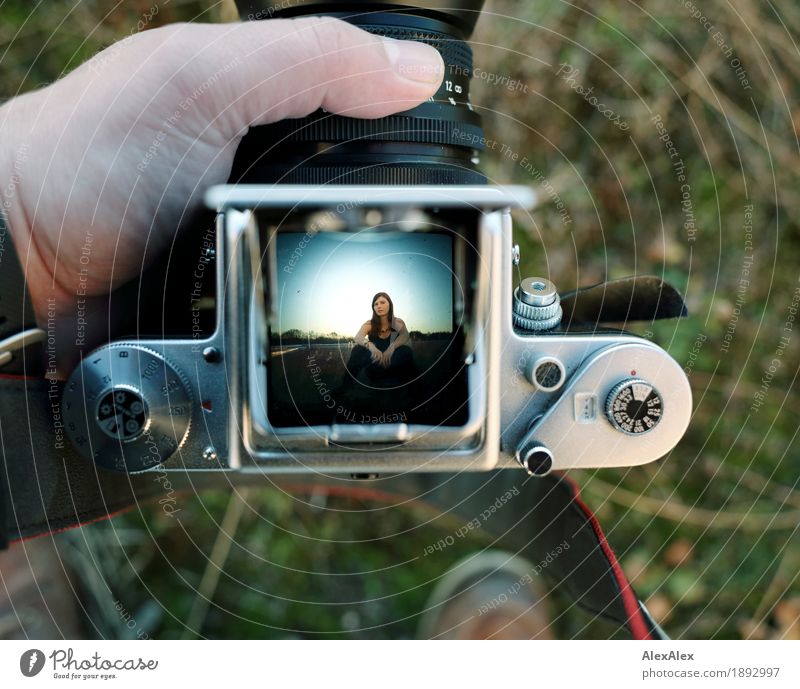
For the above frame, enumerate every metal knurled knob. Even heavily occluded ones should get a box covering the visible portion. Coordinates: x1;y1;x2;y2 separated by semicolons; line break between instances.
513;277;562;332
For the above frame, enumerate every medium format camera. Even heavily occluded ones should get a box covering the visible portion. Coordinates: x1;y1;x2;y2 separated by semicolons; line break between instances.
60;0;692;477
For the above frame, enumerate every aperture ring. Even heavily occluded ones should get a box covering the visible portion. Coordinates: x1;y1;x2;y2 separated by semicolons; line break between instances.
267;114;484;147
265;165;485;185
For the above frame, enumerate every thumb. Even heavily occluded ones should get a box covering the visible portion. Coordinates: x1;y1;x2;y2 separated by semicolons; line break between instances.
163;17;445;132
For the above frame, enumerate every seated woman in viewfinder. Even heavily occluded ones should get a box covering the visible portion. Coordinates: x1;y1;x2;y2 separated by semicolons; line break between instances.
340;292;416;389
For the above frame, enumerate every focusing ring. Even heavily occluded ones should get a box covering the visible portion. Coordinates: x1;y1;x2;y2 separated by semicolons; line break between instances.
363;23;474;69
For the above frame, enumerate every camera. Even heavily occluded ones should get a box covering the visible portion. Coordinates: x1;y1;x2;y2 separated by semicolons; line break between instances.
60;0;691;477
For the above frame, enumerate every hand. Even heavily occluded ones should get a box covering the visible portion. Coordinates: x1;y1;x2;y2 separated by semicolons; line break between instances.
0;18;443;372
380;348;394;368
369;345;383;364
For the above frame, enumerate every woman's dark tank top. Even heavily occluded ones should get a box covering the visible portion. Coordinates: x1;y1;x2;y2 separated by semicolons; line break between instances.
369;332;391;352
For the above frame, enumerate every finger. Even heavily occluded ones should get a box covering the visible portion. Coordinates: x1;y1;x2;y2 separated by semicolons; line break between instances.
162;17;445;132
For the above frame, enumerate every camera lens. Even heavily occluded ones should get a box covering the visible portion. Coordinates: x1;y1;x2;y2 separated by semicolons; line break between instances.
231;1;486;185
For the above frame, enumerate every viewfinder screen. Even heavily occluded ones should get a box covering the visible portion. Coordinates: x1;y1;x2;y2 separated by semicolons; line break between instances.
266;230;468;428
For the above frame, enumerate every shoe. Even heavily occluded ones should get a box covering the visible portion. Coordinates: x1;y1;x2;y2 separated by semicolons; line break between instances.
417;550;554;639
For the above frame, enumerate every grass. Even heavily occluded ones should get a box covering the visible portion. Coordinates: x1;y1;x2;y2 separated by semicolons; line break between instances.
2;0;799;639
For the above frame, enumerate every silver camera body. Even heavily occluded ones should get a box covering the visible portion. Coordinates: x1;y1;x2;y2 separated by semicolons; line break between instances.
62;185;692;476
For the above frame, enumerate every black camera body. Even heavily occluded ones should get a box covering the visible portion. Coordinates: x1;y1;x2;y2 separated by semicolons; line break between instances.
60;1;692;477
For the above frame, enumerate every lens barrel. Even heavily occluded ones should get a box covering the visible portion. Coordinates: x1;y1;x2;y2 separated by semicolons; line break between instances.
230;1;486;185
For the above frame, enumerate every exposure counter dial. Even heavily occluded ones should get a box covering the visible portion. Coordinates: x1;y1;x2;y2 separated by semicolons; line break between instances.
605;378;663;435
63;344;192;473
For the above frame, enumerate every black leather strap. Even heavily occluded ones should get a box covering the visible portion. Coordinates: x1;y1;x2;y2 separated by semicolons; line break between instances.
0;207;37;548
0;211;44;378
0;209;37;342
0;420;5;549
0;377;167;546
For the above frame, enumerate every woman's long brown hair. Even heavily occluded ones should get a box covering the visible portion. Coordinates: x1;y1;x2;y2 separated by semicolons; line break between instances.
369;292;394;336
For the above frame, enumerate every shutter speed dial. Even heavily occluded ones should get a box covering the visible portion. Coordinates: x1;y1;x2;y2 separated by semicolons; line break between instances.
605;378;663;435
63;344;192;473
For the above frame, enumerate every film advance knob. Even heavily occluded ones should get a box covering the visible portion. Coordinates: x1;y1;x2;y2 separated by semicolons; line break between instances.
62;344;193;473
605;378;664;435
512;277;562;332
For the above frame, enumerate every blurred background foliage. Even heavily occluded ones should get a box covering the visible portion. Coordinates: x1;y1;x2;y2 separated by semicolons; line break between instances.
1;0;799;639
